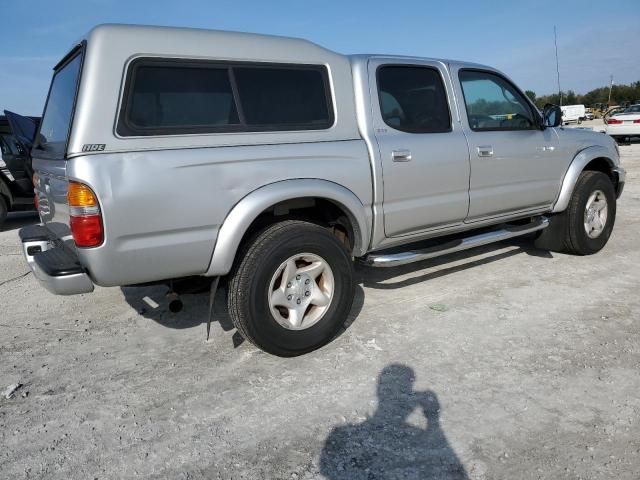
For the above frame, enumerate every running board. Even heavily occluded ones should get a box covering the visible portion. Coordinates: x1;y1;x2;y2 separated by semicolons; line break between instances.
362;216;549;268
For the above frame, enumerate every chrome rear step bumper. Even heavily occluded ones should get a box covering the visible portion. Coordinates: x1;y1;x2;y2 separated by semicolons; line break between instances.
362;216;549;268
19;224;94;295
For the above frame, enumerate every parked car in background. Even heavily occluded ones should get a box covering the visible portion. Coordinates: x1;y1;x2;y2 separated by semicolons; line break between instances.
605;104;640;142
0;112;39;228
584;108;594;121
603;106;625;124
19;25;625;356
561;104;585;124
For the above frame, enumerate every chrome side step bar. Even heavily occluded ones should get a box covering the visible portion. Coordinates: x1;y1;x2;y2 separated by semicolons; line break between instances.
362;216;549;268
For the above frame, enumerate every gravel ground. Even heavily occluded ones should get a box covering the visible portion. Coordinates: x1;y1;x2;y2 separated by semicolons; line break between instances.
1;129;639;479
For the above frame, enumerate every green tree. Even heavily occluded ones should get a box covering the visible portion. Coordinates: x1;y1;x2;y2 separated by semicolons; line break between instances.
525;90;536;103
564;90;578;105
532;80;640;109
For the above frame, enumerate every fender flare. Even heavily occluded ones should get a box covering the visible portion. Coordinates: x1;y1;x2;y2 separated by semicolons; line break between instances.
552;145;616;213
205;179;371;276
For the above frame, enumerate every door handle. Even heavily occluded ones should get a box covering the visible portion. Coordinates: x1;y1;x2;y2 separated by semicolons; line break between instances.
477;145;494;157
392;149;412;162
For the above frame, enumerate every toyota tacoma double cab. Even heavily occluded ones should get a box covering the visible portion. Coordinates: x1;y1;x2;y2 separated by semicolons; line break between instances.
19;24;625;356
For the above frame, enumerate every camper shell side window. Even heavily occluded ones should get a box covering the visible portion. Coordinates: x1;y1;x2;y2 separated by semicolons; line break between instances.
116;58;335;137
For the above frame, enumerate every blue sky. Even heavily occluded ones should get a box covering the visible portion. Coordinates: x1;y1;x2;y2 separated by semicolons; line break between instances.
1;0;638;115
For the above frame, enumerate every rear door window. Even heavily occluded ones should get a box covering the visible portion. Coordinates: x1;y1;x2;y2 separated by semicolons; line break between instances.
377;65;451;133
37;50;83;156
117;60;334;136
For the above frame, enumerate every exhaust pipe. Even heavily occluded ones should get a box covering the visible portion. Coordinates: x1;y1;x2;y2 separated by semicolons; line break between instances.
166;291;183;313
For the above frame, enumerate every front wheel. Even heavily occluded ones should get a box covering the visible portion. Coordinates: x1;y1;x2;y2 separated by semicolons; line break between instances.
536;171;616;255
227;220;354;357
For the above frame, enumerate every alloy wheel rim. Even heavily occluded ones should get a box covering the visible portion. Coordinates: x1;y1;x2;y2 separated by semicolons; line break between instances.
584;189;608;239
267;253;335;330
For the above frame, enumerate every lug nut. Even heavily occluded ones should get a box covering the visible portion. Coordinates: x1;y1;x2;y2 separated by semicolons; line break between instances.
287;295;292;301
305;291;310;297
296;298;301;304
287;282;292;288
305;279;310;285
296;275;301;280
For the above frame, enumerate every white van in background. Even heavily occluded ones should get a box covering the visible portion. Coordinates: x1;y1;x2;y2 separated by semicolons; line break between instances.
561;104;586;124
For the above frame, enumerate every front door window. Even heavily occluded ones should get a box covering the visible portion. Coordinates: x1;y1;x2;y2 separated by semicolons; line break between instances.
459;70;535;131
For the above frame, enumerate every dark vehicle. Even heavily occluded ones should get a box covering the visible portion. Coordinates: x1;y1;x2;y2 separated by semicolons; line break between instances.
0;111;39;228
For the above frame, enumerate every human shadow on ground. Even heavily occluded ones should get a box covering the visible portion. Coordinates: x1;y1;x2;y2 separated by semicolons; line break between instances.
320;363;468;479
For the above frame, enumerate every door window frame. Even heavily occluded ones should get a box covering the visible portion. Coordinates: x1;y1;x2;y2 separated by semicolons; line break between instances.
375;63;453;134
458;68;542;132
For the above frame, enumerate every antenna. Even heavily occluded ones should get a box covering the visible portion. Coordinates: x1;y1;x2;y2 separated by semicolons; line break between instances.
554;25;562;106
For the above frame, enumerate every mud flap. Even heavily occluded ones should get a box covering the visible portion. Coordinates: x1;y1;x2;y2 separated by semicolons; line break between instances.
206;277;220;341
534;212;568;252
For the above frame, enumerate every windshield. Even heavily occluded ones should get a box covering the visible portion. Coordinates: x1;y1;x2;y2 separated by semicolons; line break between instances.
37;50;82;156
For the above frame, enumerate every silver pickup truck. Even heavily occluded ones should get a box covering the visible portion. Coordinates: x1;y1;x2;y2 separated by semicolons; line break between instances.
19;24;625;356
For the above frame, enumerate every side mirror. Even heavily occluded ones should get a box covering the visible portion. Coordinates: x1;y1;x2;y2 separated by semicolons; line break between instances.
543;104;562;128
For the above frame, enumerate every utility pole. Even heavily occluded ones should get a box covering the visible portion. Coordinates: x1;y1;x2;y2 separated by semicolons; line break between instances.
607;75;614;106
554;26;562;106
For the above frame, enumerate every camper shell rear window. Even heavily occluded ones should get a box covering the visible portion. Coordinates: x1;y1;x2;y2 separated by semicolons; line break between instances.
116;58;335;136
36;44;84;158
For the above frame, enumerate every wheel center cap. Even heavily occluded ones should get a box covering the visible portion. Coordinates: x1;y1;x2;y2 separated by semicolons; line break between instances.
287;274;312;304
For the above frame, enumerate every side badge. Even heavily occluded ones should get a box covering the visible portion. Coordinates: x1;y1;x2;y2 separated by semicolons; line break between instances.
82;144;106;152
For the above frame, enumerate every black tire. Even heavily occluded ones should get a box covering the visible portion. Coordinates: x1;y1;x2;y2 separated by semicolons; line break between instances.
0;196;7;230
227;220;354;357
535;171;616;255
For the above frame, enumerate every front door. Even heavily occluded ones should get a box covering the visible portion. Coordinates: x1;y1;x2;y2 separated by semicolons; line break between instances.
370;60;471;237
453;69;564;221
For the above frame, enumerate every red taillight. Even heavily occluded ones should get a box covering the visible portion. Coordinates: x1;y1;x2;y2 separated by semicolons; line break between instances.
607;118;623;124
634;119;640;124
67;181;103;248
69;215;104;248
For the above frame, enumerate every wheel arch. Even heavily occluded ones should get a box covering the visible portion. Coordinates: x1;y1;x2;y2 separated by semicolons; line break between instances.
205;179;371;276
552;146;619;213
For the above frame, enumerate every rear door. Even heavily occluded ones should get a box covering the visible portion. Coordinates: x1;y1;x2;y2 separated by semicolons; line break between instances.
370;60;470;237
31;46;83;233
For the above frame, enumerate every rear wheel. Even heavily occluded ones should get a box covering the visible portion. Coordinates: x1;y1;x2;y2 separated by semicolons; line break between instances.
536;171;616;255
228;220;354;357
0;196;7;230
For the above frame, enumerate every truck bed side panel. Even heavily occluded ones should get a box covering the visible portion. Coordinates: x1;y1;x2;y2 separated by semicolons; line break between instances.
70;140;372;286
